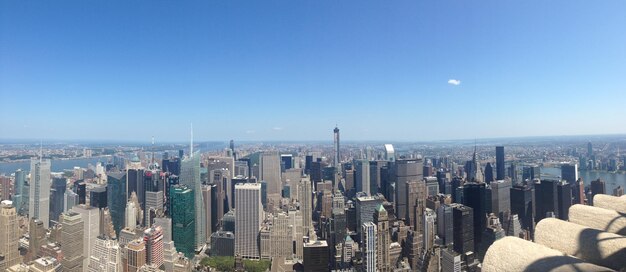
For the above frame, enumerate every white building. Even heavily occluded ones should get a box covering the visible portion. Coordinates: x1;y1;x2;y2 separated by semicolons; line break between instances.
234;183;263;259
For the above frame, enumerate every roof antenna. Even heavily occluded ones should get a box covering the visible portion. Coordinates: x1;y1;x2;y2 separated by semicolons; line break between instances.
40;140;43;163
190;123;194;158
151;136;155;164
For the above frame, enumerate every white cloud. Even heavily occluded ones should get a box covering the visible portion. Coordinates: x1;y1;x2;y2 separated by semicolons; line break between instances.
272;127;283;131
245;130;255;134
448;79;461;86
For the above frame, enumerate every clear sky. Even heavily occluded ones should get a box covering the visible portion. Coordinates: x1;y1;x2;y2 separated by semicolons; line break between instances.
1;0;625;142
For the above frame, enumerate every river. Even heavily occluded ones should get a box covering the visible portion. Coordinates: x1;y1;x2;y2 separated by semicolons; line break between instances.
0;157;111;175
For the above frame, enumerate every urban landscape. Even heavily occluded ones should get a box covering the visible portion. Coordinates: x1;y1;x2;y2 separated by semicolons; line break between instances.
2;1;626;271
0;132;625;271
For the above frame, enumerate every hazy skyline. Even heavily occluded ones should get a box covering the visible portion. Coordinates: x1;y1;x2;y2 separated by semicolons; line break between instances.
1;1;625;142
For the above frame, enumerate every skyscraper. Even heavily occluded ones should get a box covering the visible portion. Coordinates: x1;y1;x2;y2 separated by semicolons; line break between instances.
496;146;505;181
71;204;100;269
557;181;572;221
235;183;263;259
260;151;281;209
126;239;146;272
355;159;371;195
534;179;558;222
60;211;84;272
490;179;511;220
484;163;494;184
179;152;205;250
361;222;377;272
0;200;21;270
144;226;164;268
590;178;606;204
334;126;340;169
374;205;390;272
201;185;212;243
587;142;593;157
395;158;423;223
88;236;121;272
510;185;535;234
13;169;27;214
30;158;51;229
462;182;486;252
170;185;195;258
452;204;474;255
298;177;313;237
406;180;426;231
49;177;66;226
303;240;329;272
356;195;383;237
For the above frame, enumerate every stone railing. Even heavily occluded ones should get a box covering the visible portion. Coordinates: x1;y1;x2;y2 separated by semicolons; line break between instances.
483;194;626;272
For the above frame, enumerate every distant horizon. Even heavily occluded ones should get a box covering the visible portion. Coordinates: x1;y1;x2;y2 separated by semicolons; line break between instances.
1;132;625;146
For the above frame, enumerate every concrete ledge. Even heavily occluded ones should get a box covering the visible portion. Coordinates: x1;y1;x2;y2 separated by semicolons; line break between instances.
594;194;626;214
535;218;626;270
569;204;626;236
483;237;613;272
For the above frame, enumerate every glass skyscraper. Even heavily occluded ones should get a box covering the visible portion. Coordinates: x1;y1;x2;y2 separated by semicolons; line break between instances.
107;171;127;236
171;185;195;258
179;153;206;250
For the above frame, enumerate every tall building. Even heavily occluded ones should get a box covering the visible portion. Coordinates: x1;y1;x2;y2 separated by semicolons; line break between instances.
362;222;377;272
374;205;390;272
355;159;371;196
144;226;164;268
30;158;52;229
479;214;505;260
201;185;212;243
395;159;423;223
437;204;454;246
587;142;593;157
13;169;27;214
170;185;195;258
298;177;313;237
0;200;21;270
49;177;66;225
355;196;383;237
28;218;46;261
557;181;572;221
441;248;461;272
235;183;263;259
60;211;84;272
462;182;486;252
64;189;78;212
260;151;281;209
423;208;437;252
484;163;494;183
452;204;474;255
510;185;535;234
126;240;146;272
560;163;578;185
88;236;121;272
334;126;341;169
384;144;395;162
534;179;558;222
496;146;505;181
71;204;100;269
490;179;511;220
406;180;426;231
179;153;205;250
269;212;293;258
107;171;127;235
590;178;606;204
303;240;329;272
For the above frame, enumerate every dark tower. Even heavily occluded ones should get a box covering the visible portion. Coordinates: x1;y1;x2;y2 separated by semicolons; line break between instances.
496;146;505;180
557;181;572;220
534;179;558;222
484;163;494;184
463;183;486;252
453;204;474;255
510;185;535;234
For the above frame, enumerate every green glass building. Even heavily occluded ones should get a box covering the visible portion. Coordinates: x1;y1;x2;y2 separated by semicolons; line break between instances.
107;171;126;236
171;184;196;258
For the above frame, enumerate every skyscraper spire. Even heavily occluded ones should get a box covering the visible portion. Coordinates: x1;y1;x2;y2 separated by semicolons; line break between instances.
190;123;194;157
40;140;43;163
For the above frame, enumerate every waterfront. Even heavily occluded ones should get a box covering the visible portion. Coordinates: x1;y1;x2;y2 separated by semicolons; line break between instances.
542;167;625;193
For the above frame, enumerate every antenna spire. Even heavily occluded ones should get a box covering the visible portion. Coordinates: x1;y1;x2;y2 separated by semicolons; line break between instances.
40;140;43;163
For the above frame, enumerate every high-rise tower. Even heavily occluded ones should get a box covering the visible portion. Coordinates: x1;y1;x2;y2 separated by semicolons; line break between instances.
0;200;21;270
334;126;340;169
235;183;263;259
496;146;505;181
179;136;205;250
30;158;51;229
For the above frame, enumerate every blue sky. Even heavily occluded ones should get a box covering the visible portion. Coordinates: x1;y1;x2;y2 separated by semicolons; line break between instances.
1;0;625;142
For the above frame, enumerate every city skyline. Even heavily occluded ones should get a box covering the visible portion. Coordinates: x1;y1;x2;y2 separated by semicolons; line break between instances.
2;1;626;141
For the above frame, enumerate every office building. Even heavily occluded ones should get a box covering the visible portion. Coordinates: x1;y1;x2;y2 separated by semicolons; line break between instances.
235;183;263;259
557;181;572;221
462;182;486;252
60;211;84;272
210;231;235;257
362;222;377;272
384;144;395;162
88;236;121;272
179;153;205;250
71;204;100;269
590;179;606;205
395;159;423;223
281;154;294;171
355;159;371;195
522;166;540;181
490;179;511;220
0;201;21;270
107;172;126;236
30;158;52;229
510;185;535;234
201;185;212;243
452;204;474;255
126;240;146;272
29;256;62;272
441;248;462;272
423;208;436;252
484;163;494;183
298;177;313;236
496;146;505;181
406;180;426;231
356;196;383;237
534;179;558;222
479;214;505;260
260;151;281;208
170;185;195;258
143;226;164;268
49;177;66;225
374;205;391;272
437;204;454;246
303;240;329;272
13;169;27;214
270;212;293;258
